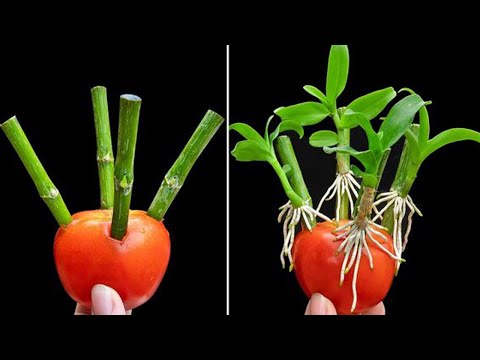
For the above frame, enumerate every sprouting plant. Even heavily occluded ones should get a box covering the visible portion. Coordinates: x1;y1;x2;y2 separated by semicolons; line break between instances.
275;45;397;221
230;45;480;314
230;117;329;269
373;89;480;272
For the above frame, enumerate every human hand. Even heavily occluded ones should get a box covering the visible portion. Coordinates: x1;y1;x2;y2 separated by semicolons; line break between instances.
74;284;132;315
305;293;385;315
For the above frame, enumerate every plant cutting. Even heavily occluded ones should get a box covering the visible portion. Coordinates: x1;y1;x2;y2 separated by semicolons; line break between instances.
231;45;480;314
2;86;224;311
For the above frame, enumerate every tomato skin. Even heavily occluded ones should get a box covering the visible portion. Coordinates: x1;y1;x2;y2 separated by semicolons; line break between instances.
54;210;170;310
293;221;395;314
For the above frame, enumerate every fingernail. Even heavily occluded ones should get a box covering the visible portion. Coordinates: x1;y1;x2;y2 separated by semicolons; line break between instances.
91;284;113;315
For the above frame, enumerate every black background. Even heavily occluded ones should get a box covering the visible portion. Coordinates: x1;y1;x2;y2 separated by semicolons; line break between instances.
0;44;226;317
230;43;479;316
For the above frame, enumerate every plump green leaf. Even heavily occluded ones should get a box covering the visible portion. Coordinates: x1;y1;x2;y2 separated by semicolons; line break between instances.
422;128;480;162
270;120;305;142
274;102;329;126
303;85;329;105
324;146;376;173
309;130;339;148
231;140;273;162
229;123;267;148
326;45;349;105
347;87;397;121
339;110;362;129
380;94;426;150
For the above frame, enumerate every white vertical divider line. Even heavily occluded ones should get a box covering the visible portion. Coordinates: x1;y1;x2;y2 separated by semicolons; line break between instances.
226;44;230;316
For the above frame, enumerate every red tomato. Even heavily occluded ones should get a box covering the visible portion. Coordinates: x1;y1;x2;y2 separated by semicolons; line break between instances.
54;209;170;310
293;221;395;314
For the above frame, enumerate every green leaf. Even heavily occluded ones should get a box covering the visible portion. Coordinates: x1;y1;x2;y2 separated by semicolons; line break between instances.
339;110;362;129
422;128;480;162
303;85;329;105
379;94;426;150
274;102;329;126
324;146;376;173
229;123;267;148
347;87;397;121
270;120;304;143
231;140;274;162
309;130;338;148
326;45;349;105
343;110;382;153
264;115;275;143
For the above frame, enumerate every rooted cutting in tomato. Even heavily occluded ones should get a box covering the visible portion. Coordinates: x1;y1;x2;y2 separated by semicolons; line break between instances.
231;44;480;314
54;210;170;310
1;86;224;312
293;221;395;314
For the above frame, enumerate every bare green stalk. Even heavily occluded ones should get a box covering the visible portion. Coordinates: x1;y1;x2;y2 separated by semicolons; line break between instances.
147;110;224;220
1;116;72;226
336;128;350;220
275;135;316;228
382;125;420;232
91;86;114;209
111;95;142;240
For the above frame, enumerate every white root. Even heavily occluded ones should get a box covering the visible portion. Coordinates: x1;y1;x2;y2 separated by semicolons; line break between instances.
317;172;361;220
334;220;403;313
372;191;422;272
278;200;331;270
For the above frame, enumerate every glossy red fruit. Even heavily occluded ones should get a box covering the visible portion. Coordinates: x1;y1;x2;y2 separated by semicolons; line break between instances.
54;209;170;310
293;220;395;314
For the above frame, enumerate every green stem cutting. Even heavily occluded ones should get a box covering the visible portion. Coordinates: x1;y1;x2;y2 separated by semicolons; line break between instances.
336;126;350;220
91;86;115;210
275;135;316;227
111;95;142;240
147;110;224;221
1;116;72;226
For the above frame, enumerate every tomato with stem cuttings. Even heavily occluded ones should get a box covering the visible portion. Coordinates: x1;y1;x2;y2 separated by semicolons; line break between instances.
54;210;170;310
1;86;224;312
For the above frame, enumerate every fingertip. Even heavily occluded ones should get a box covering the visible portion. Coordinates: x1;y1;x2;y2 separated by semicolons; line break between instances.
305;299;312;315
74;303;92;315
91;284;127;315
308;293;337;315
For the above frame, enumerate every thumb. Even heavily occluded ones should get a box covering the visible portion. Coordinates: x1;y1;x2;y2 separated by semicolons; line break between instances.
305;293;337;315
91;284;128;315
